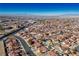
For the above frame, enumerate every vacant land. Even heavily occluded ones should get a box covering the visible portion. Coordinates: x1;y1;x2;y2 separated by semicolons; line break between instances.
0;41;5;56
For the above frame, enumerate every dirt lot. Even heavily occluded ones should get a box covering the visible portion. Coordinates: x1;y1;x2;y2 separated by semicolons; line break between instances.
0;41;5;56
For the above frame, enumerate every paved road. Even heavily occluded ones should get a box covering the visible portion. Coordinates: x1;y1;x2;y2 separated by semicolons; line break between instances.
14;35;36;56
0;23;36;56
0;26;25;40
0;23;34;40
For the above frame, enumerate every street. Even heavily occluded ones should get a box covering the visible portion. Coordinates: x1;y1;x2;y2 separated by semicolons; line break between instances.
14;35;36;56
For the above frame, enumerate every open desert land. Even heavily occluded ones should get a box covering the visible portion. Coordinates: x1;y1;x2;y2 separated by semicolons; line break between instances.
0;41;5;56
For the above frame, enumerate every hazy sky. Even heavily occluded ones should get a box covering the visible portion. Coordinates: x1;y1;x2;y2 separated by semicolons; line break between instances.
0;3;79;15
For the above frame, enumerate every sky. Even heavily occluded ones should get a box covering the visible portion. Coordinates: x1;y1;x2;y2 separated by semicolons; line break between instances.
0;3;79;15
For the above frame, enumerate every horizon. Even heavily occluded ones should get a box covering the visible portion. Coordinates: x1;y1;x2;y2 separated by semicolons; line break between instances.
1;12;79;16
